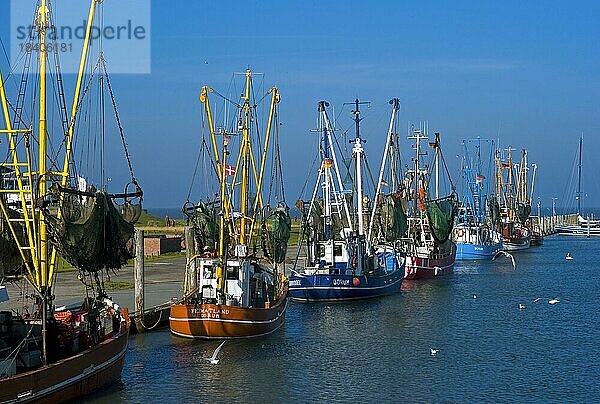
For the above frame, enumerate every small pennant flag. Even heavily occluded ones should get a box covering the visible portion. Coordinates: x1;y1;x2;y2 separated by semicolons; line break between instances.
501;163;510;169
225;164;236;176
380;179;389;186
323;158;333;168
476;175;485;183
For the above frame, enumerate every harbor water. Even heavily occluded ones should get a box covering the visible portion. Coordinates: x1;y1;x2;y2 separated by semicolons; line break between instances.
89;235;600;403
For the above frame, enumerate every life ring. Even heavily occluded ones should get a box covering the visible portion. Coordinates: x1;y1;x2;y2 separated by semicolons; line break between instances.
351;255;358;269
456;228;465;237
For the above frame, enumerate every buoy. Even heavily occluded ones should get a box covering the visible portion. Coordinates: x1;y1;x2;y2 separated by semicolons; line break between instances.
353;277;360;287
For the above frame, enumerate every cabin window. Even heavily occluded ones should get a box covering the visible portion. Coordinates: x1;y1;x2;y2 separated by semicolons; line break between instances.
202;265;214;279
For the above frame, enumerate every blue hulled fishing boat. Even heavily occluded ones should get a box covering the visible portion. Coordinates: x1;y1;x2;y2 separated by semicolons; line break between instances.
453;138;502;259
290;100;404;302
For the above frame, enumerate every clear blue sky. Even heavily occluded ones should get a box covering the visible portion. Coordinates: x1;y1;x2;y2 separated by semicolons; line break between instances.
2;0;599;212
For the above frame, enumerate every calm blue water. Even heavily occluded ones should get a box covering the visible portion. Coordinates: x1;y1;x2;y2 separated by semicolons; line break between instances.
88;236;600;403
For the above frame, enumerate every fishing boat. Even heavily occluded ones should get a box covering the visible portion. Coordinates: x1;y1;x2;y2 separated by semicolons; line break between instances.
529;195;545;246
397;128;458;279
169;70;290;338
453;138;502;259
289;100;404;302
555;136;600;236
0;0;141;401
492;147;531;250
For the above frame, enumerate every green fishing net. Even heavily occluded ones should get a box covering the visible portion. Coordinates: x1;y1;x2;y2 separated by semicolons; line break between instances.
425;195;458;244
266;204;291;263
187;201;219;251
46;191;141;272
379;193;408;241
0;209;23;277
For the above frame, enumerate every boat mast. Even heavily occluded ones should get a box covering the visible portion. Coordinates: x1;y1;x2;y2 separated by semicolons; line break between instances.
319;102;353;232
577;134;583;216
530;163;537;206
50;0;99;279
348;99;369;236
408;128;427;220
320;103;332;240
434;133;440;200
368;98;400;242
37;0;51;366
217;138;228;294
239;70;252;245
506;147;514;220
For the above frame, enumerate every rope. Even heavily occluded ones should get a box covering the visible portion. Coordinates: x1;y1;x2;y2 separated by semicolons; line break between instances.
100;57;138;185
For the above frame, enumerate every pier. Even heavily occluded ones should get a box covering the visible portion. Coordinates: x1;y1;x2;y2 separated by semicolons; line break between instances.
532;213;578;236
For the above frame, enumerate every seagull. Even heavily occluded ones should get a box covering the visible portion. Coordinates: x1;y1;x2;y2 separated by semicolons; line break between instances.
518;303;526;310
472;294;477;299
205;340;226;365
430;348;439;356
492;250;516;269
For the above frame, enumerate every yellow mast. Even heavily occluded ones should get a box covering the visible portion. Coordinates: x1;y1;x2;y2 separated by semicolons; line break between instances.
239;70;252;245
200;86;223;182
49;0;99;281
216;139;228;293
38;0;49;291
248;86;280;245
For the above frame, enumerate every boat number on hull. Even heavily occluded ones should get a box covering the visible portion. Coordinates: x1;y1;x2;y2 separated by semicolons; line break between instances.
333;279;351;286
191;308;230;318
289;280;301;287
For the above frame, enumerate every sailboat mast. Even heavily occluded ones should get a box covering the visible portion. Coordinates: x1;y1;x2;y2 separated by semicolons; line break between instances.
577;135;582;216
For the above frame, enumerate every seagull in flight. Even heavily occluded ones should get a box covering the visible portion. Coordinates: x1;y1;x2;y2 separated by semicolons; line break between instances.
430;348;439;356
205;340;226;365
492;250;516;269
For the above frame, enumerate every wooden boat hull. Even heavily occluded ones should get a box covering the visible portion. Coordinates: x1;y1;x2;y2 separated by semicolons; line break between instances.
404;245;456;280
169;298;288;339
0;318;130;403
288;269;404;302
